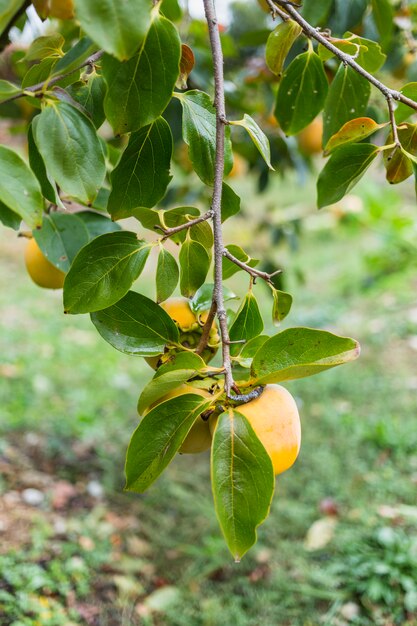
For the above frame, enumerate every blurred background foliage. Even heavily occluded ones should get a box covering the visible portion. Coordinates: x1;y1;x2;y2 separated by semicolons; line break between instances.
1;0;417;625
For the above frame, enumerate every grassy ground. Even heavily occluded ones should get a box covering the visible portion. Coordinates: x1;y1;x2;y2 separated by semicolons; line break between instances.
1;172;417;626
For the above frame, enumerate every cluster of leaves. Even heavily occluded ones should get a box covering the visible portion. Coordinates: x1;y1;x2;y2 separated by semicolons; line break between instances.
2;0;416;559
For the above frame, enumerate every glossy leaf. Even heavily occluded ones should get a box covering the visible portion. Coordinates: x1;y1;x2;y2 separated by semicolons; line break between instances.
178;90;233;185
138;352;207;414
323;65;371;146
221;183;241;222
108;118;173;220
0;145;43;229
63;231;151;314
272;289;293;325
317;143;380;208
230;114;273;170
265;20;303;77
91;290;179;356
395;84;417;124
384;124;417;184
275;49;328;135
324;117;388;155
28;120;60;206
229;292;264;356
0;0;25;37
156;247;179;303
161;0;182;21
73;0;151;61
251;328;360;384
222;245;258;280
179;238;210;298
103;16;181;134
211;410;274;561
125;395;212;492
33;102;106;204
33;213;89;272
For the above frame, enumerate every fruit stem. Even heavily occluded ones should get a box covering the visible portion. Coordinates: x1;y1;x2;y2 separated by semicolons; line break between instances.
202;0;235;398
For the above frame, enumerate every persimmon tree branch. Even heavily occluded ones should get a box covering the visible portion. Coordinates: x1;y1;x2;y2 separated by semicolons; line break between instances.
202;0;235;398
269;0;417;140
154;210;213;240
1;50;104;105
222;249;282;285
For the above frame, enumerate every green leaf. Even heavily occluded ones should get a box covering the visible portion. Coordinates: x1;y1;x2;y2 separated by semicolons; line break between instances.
63;231;151;314
383;124;417;184
211;410;275;561
230;114;273;170
323;65;371;146
179;238;210;298
395;84;417;124
23;34;65;62
229;292;264;356
160;0;182;21
301;0;333;25
28;120;60;206
317;143;380;208
138;352;206;414
0;0;25;37
22;57;58;90
0;202;20;230
102;15;181;134
67;74;106;129
222;245;258;280
238;335;270;367
0;79;20;102
156;247;179;303
76;211;121;240
324;117;388;155
251;327;360;384
91;290;179;356
33;213;89;272
73;0;151;61
33;102;106;204
221;183;241;222
190;284;237;313
265;20;303;77
178;90;233;185
108;118;173;220
53;37;97;77
275;49;328;135
272;289;293;325
0;145;43;229
126;394;212;492
329;0;368;35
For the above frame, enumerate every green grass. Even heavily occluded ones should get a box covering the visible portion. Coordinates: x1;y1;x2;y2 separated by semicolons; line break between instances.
1;174;417;625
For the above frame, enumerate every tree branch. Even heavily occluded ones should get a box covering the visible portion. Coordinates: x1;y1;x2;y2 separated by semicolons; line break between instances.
223;249;282;284
195;299;217;356
154;210;213;240
202;0;234;398
1;50;104;105
271;0;417;136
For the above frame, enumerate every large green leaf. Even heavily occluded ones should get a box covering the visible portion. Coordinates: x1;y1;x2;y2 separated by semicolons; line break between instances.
0;146;43;229
73;0;151;61
63;231;151;314
265;20;303;77
138;352;207;415
125;395;212;492
179;238;210;298
317;143;380;208
91;290;179;356
33;102;106;204
275;49;328;135
251;327;360;384
102;15;181;134
230;114;273;170
178;90;233;185
108;118;173;220
211;410;275;561
156;247;179;303
0;0;25;37
229;292;264;356
33;213;89;273
323;65;371;146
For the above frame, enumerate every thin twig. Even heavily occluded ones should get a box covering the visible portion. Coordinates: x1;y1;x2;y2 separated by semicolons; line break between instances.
265;0;289;21
271;0;417;137
387;96;400;147
0;50;104;105
154;210;213;240
202;0;234;398
195;299;217;355
223;249;282;284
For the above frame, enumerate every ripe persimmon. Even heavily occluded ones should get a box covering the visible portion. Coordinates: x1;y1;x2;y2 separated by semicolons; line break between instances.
297;117;323;156
25;238;65;289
